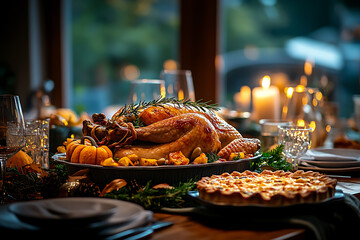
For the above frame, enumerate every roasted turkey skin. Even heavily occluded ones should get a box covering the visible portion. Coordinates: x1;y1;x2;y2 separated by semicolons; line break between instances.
114;113;221;159
112;104;242;148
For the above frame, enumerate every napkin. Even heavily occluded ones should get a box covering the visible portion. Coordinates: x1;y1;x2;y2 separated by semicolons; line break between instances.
301;150;360;162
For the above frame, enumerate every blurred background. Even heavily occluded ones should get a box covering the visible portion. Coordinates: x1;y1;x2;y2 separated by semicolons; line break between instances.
0;0;359;120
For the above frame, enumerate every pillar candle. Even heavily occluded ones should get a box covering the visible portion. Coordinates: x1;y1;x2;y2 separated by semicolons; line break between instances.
252;76;280;121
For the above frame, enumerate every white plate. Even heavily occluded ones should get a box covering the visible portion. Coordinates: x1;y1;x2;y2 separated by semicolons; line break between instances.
301;148;360;162
300;159;360;168
299;165;360;174
8;198;142;227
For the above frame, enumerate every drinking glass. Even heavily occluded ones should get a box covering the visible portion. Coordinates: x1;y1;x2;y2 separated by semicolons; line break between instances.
259;119;292;151
278;125;312;171
160;70;195;101
24;118;50;169
0;95;25;203
128;79;165;104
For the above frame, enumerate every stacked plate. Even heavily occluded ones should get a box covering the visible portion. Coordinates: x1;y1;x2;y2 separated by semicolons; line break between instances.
0;198;152;238
299;148;360;174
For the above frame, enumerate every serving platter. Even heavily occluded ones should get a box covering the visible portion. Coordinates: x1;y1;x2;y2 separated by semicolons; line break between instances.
53;153;260;186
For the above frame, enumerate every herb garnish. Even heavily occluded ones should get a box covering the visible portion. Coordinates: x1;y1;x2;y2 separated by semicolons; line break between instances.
116;97;220;121
205;152;220;163
104;179;197;210
250;144;292;172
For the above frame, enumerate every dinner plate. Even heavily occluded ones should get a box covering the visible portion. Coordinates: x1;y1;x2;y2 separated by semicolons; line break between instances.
300;159;360;168
301;148;360;162
8;197;142;227
53;153;260;186
187;190;344;210
299;165;360;174
1;203;152;239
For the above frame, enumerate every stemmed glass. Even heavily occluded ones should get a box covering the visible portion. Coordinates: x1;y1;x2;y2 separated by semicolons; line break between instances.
128;79;165;104
160;70;195;101
0;95;25;203
278;125;312;171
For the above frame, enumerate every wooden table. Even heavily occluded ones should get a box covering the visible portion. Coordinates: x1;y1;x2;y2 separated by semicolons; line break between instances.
149;177;360;240
153;213;306;240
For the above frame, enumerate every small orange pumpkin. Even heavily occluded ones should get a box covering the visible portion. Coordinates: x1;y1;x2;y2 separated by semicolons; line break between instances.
7;150;33;169
67;136;113;165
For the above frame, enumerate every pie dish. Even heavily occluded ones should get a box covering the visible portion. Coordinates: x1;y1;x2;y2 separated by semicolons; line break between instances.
196;170;337;206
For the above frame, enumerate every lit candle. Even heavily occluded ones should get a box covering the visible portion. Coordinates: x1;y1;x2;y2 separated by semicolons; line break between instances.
234;86;251;112
252;75;280;121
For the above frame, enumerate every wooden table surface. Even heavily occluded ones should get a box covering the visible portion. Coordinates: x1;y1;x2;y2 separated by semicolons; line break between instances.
152;213;305;240
149;177;360;240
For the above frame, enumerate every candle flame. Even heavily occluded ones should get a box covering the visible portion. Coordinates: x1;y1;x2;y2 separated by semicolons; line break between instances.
297;119;305;127
286;87;294;98
261;75;271;89
309;121;316;132
304;60;313;76
295;85;305;92
178;89;184;100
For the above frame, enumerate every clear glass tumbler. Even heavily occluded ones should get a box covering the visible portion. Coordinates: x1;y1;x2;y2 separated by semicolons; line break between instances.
259;119;292;151
278;125;312;171
128;79;165;104
24;118;50;169
160;70;195;101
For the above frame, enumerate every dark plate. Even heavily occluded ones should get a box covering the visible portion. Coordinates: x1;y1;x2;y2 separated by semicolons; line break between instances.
53;153;260;186
187;190;344;211
7;198;130;227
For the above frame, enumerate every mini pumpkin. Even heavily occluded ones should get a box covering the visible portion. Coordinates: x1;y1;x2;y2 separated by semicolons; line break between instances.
7;150;33;169
67;136;113;165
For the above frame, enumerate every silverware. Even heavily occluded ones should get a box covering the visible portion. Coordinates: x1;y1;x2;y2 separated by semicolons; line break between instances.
105;221;173;240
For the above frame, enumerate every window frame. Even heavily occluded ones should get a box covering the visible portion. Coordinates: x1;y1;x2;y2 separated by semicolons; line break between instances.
40;0;220;108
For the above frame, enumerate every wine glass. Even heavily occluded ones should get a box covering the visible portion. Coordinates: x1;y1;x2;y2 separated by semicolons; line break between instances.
128;79;165;104
0;95;25;203
160;70;195;101
278;125;312;171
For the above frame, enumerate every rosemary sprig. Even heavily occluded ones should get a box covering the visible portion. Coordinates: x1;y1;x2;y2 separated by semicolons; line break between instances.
116;97;220;121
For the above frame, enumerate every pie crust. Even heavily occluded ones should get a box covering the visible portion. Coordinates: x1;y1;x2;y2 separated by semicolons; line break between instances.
196;170;337;206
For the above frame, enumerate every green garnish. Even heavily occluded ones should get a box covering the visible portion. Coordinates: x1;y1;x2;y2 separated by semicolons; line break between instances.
250;144;292;172
116;97;220;121
205;152;220;163
104;179;197;210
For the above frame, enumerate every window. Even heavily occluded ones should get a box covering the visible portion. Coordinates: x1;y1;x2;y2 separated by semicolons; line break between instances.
220;0;360;117
69;0;179;115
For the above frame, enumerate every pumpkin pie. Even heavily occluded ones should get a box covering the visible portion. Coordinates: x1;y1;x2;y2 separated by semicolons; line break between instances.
196;170;337;206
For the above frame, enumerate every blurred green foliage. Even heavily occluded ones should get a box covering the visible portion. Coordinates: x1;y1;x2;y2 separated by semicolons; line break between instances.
71;0;178;113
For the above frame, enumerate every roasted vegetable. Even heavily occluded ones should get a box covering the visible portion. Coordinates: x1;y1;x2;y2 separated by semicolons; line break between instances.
168;151;189;165
139;158;158;166
101;157;120;167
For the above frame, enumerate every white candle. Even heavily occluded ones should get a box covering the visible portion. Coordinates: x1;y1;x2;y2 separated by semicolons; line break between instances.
252;75;280;121
234;86;251;112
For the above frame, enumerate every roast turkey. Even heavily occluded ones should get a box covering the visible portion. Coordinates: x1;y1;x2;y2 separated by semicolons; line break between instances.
83;104;260;160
